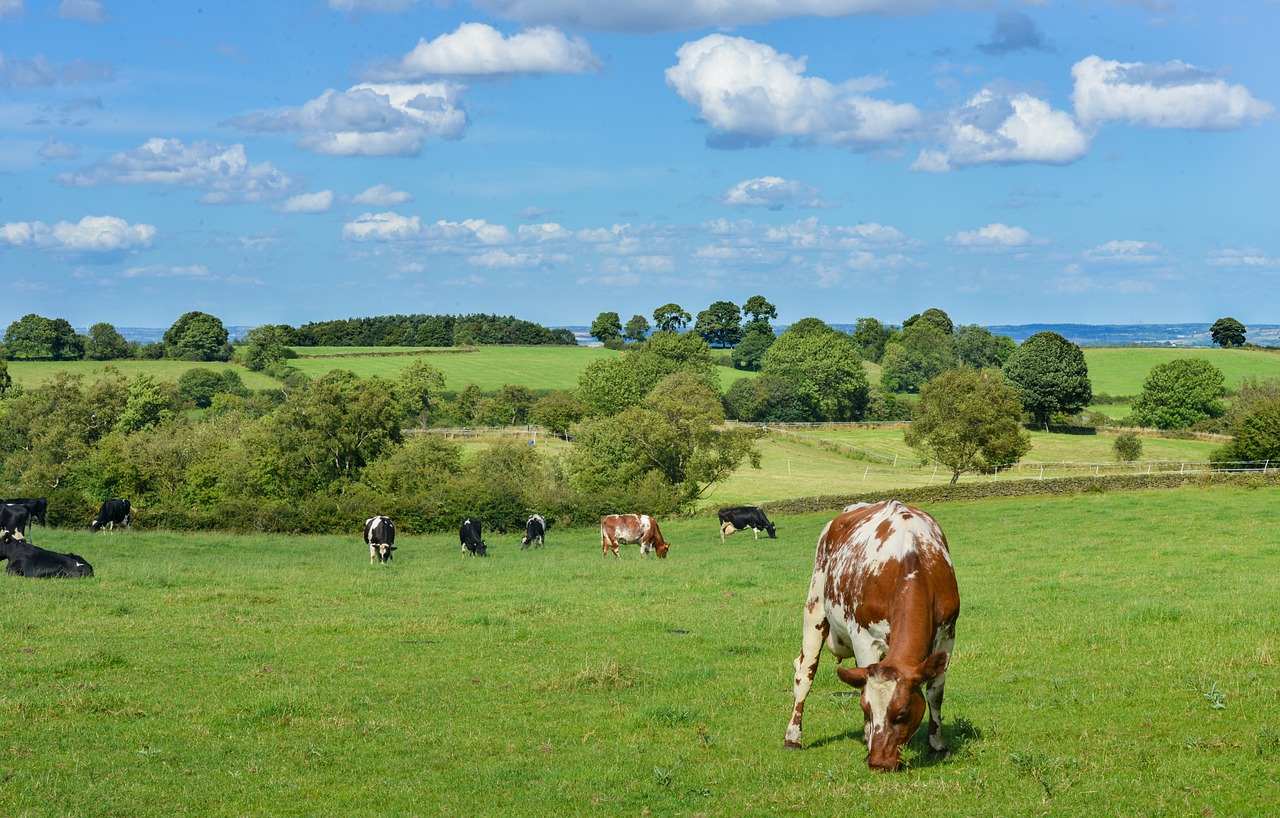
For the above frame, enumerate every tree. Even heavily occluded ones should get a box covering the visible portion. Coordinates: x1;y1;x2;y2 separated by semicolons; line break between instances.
742;295;777;324
1113;432;1143;463
4;313;83;360
115;374;177;434
1217;396;1280;462
163;311;231;361
1210;317;1247;348
760;324;868;421
954;325;1016;369
529;391;588;437
494;383;536;425
576;330;717;417
722;375;807;422
569;372;761;507
879;324;956;393
902;308;954;336
85;322;133;360
396;359;447;429
694;300;743;348
904;368;1031;484
652;303;691;333
1129;358;1226;430
589;311;623;345
0;359;11;398
623;314;651;344
731;322;775;371
1002;332;1092;427
851;317;894;363
241;324;298;371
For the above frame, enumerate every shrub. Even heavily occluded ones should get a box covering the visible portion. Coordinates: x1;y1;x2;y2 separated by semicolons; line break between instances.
1113;432;1143;462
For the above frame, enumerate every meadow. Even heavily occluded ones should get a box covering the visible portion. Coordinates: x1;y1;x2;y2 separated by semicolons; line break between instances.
3;485;1278;817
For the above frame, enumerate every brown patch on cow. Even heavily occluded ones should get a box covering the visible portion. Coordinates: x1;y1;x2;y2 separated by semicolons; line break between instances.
875;518;894;542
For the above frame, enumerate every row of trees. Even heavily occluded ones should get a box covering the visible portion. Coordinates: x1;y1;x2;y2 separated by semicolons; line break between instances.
0;311;578;365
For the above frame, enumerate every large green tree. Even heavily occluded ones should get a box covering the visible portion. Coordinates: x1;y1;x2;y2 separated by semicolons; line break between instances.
652;303;691;333
1129;358;1226;430
954;324;1016;369
85;322;133;360
851;317;895;363
694;300;744;348
396;359;447;429
879;324;956;393
1217;397;1280;462
4;313;83;360
589;311;623;345
241;324;298;371
902;307;954;336
164;311;231;361
623;314;651;344
904;368;1031;484
1002;331;1092;427
760;323;868;421
576;330;717;417
1210;317;1247;348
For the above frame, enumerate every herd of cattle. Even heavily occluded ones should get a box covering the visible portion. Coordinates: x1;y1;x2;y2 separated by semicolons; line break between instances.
4;494;957;771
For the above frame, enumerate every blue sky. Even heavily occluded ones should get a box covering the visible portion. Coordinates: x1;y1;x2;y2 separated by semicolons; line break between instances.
1;1;1277;331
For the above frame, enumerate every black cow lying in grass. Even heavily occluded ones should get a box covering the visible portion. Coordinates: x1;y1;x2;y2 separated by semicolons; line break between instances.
1;532;94;578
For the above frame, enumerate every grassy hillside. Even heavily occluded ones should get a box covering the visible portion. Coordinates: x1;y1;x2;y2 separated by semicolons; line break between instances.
5;359;280;391
4;486;1277;817
1083;345;1280;396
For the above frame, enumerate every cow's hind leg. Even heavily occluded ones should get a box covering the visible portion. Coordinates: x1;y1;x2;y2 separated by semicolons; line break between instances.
925;628;955;760
783;594;828;749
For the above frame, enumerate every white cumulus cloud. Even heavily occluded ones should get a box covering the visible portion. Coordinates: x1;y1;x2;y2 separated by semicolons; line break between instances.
352;184;414;206
342;212;423;241
913;87;1090;172
57;138;301;203
1205;247;1278;269
231;82;467;157
666;34;921;149
1072;55;1274;130
0;214;155;253
368;23;602;79
1085;239;1164;264
277;190;334;214
947;222;1037;248
475;0;950;33
720;176;827;209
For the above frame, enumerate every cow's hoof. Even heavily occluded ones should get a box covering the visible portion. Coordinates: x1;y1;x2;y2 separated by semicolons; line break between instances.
927;747;949;761
782;741;802;750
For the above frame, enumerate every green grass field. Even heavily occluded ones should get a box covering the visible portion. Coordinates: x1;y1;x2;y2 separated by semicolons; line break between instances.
1084;346;1280;397
4;486;1278;816
4;359;280;392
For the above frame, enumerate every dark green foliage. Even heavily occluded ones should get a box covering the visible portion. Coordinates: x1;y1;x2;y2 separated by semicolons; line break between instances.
722;375;807;422
741;295;777;324
1002;332;1093;427
694;300;744;348
590;311;623;345
177;368;249;409
1210;317;1247;348
623;314;651;344
904;368;1031;483
4;313;84;360
902;307;954;336
731;323;775;370
1217;397;1280;462
1130;358;1226;430
240;324;298;371
851;317;895;363
294;313;569;347
1113;432;1143;462
163;311;231;361
0;359;10;398
577;331;716;416
955;324;1016;369
651;303;691;333
760;323;868;420
85;322;134;360
530;391;588;436
880;324;957;393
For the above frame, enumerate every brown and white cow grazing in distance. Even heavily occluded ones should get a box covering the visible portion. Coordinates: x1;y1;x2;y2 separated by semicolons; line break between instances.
600;514;669;558
783;500;959;772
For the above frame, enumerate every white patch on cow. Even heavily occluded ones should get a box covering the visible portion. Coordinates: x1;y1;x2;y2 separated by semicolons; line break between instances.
863;675;897;746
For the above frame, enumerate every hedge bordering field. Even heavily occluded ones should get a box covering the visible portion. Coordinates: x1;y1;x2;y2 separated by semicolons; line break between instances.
758;470;1280;516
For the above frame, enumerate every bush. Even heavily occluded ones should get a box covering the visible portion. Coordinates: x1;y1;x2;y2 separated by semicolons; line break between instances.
1113;432;1142;462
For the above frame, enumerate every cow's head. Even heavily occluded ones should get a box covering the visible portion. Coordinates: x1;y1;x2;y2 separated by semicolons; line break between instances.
470;540;488;557
765;521;777;539
374;544;396;563
89;519;101;532
655;539;669;558
836;651;949;772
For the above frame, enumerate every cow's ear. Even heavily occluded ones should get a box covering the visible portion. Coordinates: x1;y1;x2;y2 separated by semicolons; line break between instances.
389;545;397;551
835;666;868;689
915;651;949;684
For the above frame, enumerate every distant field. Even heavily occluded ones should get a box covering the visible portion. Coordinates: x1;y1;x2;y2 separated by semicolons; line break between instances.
5;359;280;391
1084;346;1280;396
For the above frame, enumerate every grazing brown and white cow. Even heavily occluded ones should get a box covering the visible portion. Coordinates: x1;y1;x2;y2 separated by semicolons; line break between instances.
600;514;669;558
783;500;959;772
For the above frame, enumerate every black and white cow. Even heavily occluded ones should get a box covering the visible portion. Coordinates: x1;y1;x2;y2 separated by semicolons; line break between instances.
364;515;397;564
3;497;47;527
718;506;777;542
90;499;131;533
1;531;94;578
460;517;488;557
1;503;32;540
521;514;547;550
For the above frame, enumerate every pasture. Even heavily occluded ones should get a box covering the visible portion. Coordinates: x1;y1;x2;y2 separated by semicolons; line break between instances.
3;360;280;392
4;486;1278;816
1083;346;1280;397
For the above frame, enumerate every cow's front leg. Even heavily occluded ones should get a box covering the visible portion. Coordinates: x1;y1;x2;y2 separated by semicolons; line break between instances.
784;601;828;749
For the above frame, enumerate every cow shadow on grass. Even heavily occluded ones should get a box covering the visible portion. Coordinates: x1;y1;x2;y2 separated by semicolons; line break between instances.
804;697;984;767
